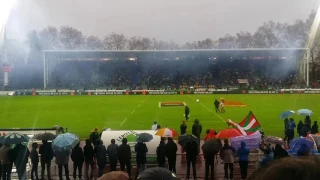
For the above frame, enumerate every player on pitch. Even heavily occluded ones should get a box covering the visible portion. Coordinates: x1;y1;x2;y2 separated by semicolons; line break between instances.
185;105;190;121
220;98;225;113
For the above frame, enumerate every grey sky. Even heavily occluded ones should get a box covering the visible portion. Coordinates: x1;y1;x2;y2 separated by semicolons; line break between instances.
6;0;320;44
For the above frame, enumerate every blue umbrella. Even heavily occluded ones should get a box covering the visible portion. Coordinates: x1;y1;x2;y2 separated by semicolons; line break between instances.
279;110;295;120
289;137;314;152
297;109;313;116
52;133;79;152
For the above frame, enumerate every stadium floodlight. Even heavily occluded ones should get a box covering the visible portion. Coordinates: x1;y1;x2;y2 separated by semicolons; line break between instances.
0;0;16;38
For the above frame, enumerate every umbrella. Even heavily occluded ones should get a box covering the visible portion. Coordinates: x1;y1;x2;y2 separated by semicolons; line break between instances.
297;109;313;116
264;136;285;145
178;134;199;147
32;132;56;141
155;128;178;138
98;171;129;180
136;133;153;142
201;138;222;154
216;128;242;139
0;133;30;144
52;133;79;152
279;110;295;120
137;167;180;180
290;137;314;152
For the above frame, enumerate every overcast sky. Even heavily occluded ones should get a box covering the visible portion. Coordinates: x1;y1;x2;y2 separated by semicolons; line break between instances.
6;0;320;44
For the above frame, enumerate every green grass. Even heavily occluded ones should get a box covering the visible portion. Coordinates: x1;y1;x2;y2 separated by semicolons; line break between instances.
0;94;319;139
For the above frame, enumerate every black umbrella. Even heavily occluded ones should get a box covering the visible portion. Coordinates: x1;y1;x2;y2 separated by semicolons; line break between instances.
201;138;222;154
136;133;153;143
178;134;199;147
137;167;180;180
33;132;56;141
0;133;30;144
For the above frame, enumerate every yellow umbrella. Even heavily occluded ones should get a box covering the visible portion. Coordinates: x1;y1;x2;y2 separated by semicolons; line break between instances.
97;171;129;180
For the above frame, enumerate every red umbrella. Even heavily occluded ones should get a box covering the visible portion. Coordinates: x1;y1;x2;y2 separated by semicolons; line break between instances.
216;128;243;139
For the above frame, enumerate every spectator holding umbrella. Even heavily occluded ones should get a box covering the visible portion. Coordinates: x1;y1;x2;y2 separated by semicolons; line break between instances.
284;118;289;141
184;141;199;180
286;118;296;143
71;143;84;180
95;140;107;177
180;121;187;135
83;139;95;180
39;140;54;180
13;143;30;180
0;144;13;180
30;143;40;180
165;137;178;173
55;148;71;180
135;141;148;179
300;124;310;137
117;138;131;177
237;141;249;180
107;139;119;171
156;139;166;167
311;121;318;134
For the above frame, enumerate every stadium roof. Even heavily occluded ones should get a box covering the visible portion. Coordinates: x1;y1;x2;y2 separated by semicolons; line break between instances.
43;48;308;60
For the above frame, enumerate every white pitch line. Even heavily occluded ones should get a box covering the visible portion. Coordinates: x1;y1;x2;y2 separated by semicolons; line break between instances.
263;103;272;107
120;97;148;126
131;109;136;114
120;118;127;126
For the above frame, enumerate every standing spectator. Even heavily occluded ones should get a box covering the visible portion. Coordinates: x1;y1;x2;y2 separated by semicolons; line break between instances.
39;140;54;180
156;125;161;130
71;143;84;180
301;124;310;137
220;139;235;180
192;119;202;140
107;139;119;171
311;121;319;134
214;99;220;113
30;143;40;180
305;116;312;129
0;144;13;180
184;141;199;180
156;139;166;167
95;140;107;177
0;143;2;179
55;149;70;180
83;139;95;180
237;141;249;180
135;141;148;179
286;118;296;143
152;121;158;130
204;129;216;141
90;128;100;147
203;143;216;180
165;137;177;173
117;138;131;177
283;118;289;142
297;120;304;137
273;144;288;160
185;106;190;121
180;121;187;135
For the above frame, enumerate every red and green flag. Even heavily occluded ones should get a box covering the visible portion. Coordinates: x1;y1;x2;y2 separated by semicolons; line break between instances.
238;111;261;135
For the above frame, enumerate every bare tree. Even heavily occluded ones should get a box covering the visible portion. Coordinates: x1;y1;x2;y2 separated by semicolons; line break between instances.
59;26;84;50
128;36;152;50
217;34;237;49
253;21;280;48
103;32;127;50
236;32;254;48
86;36;103;50
39;26;60;50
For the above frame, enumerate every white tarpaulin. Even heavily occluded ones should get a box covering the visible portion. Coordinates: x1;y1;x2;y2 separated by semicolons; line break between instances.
101;130;160;155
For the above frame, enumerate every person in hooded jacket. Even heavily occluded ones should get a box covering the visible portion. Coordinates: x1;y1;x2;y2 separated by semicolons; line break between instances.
39;140;53;180
107;139;119;171
297;120;304;137
156;140;166;167
204;129;216;141
89;128;100;147
95;140;107;177
237;141;249;180
55;149;70;180
71;143;84;180
220;139;235;180
192;119;202;140
30;143;40;180
83;139;95;180
165;137;178;173
273;144;288;160
13;143;30;180
135;141;148;179
117;138;131;177
311;121;319;134
184;141;199;180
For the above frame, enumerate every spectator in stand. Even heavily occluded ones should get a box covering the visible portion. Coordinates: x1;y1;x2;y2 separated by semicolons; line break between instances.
192;119;202;140
107;139;119;171
273;144;288;160
152;121;158;130
203;143;216;180
89;128;100;147
297;144;310;156
220;139;236;180
286;118;296;143
117;138;131;177
184;141;199;180
156;139;166;167
311;121;318;134
297;120;304;137
135;141;148;179
39;140;53;180
55;148;71;180
83;139;95;180
13;143;30;180
237;141;249;180
180;121;187;135
0;144;13;180
300;124;310;137
30;143;40;180
204;129;216;141
259;144;273;168
165;137;178;173
284;118;289;142
95;140;107;177
71;143;84;180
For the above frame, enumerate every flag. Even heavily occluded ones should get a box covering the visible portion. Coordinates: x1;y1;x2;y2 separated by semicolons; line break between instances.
238;111;261;135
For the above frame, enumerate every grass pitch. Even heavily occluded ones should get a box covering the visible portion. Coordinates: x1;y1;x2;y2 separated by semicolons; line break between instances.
0;94;318;139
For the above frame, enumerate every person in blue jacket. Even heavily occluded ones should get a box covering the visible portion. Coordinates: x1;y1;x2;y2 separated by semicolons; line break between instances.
237;141;249;180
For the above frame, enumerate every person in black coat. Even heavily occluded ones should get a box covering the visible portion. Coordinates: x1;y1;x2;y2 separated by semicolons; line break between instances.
95;140;107;177
273;144;288;160
30;143;39;180
71;143;84;179
185;106;190;121
192;119;202;140
83;139;95;180
184;141;199;180
39;140;54;180
165;137;178;173
117;138;132;177
297;120;304;137
156;140;166;167
180;121;187;135
214;99;220;113
301;124;310;137
13;143;30;180
89;128;99;147
135;141;148;179
311;121;319;134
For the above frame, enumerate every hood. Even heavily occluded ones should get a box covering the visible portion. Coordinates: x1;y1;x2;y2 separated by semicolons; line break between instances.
204;129;216;140
241;141;246;148
194;119;199;123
